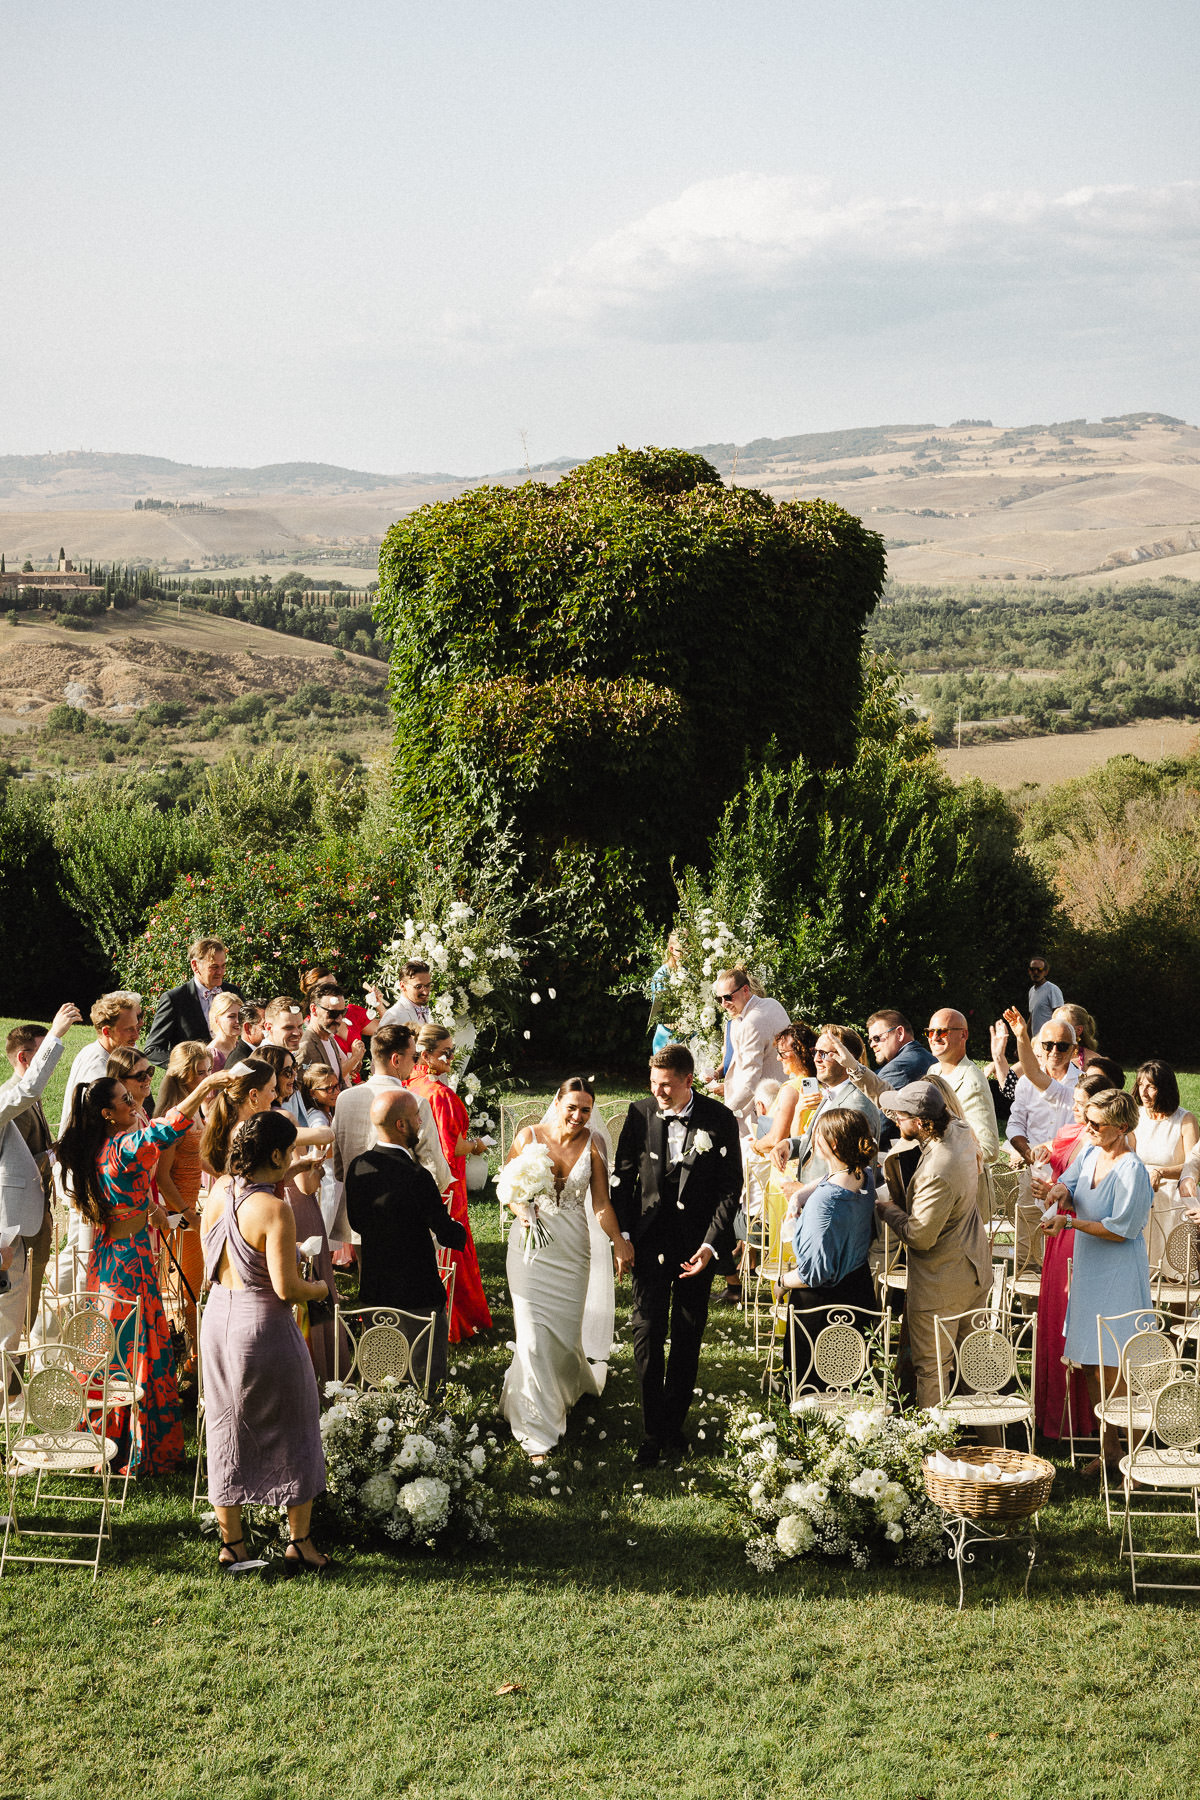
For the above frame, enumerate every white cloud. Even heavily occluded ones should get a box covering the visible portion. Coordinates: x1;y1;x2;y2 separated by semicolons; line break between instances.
531;175;1200;343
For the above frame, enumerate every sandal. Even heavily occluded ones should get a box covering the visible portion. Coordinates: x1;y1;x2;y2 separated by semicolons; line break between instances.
282;1533;335;1579
218;1535;267;1576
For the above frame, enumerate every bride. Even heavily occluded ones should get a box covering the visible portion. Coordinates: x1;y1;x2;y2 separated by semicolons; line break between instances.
500;1077;634;1460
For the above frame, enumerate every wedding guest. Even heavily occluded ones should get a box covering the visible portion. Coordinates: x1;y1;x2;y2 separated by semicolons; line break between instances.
330;1021;452;1211
1055;1005;1100;1071
260;996;306;1057
773;1026;881;1186
345;1090;467;1393
298;982;362;1094
5;1018;79;1347
863;1010;936;1149
873;1080;993;1411
1133;1059;1198;1265
144;937;239;1069
1037;1086;1151;1474
56;1067;227;1472
612;1044;743;1466
1027;955;1064;1035
777;1109;878;1372
408;1024;492;1342
374;961;434;1031
301;964;371;1061
200;1108;332;1576
924;1008;999;1161
1029;1058;1125;1441
0;1005;81;1355
647;932;683;1054
205;992;244;1072
59;990;142;1132
300;1064;343;1239
151;1040;214;1369
1001;1011;1080;1166
711;968;790;1139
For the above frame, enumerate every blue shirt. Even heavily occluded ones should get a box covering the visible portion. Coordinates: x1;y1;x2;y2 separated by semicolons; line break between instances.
788;1169;876;1290
875;1038;938;1146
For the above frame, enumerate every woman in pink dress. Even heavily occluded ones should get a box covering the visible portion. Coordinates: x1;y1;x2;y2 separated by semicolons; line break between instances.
407;1024;492;1343
1032;1057;1125;1441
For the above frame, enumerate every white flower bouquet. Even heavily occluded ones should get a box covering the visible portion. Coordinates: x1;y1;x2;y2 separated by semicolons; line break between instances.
495;1140;559;1259
725;1397;959;1572
371;899;522;1056
645;876;780;1079
319;1379;495;1550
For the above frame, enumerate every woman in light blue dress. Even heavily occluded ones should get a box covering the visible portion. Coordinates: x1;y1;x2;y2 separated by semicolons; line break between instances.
1042;1086;1151;1469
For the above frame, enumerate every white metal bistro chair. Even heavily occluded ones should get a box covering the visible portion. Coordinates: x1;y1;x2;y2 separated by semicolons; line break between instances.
435;1246;458;1321
1155;1221;1200;1315
333;1305;438;1397
1119;1364;1200;1600
1095;1307;1175;1526
932;1307;1036;1450
784;1302;893;1414
1;1342;115;1580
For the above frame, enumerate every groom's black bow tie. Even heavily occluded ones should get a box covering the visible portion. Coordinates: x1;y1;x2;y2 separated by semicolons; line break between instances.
660;1109;693;1122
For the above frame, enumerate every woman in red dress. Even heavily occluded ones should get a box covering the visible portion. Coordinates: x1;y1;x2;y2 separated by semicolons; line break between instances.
1031;1058;1125;1441
408;1024;492;1343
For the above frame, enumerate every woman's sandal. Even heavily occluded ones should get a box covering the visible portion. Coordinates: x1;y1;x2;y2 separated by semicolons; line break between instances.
218;1535;266;1576
282;1533;335;1579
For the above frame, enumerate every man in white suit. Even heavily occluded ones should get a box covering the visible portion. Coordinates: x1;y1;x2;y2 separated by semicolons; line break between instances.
0;1002;81;1357
711;968;790;1138
330;1022;451;1233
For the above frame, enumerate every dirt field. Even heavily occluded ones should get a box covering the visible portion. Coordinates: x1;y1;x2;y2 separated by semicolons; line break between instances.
939;718;1199;790
0;604;386;730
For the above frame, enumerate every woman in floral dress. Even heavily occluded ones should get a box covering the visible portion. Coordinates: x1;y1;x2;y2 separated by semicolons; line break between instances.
56;1068;228;1474
408;1024;492;1342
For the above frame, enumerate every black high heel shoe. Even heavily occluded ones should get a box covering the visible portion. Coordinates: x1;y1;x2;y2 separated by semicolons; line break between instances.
282;1533;336;1579
218;1535;267;1576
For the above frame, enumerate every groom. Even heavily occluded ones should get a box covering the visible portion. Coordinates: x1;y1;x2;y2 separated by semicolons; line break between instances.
612;1044;743;1467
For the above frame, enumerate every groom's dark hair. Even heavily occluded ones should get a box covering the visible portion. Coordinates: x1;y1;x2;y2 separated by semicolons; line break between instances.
650;1044;694;1076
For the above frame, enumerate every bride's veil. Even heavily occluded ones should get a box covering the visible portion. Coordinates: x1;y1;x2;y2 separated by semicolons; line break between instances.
540;1094;616;1364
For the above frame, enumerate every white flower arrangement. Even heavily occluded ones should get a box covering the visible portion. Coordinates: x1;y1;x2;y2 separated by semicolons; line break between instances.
647;883;780;1078
726;1397;959;1572
370;889;523;1070
495;1140;559;1259
319;1379;495;1550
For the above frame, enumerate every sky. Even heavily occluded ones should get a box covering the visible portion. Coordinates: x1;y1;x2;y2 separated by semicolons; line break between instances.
3;0;1198;474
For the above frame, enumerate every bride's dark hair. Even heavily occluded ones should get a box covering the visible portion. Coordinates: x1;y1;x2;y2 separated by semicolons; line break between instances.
555;1076;595;1101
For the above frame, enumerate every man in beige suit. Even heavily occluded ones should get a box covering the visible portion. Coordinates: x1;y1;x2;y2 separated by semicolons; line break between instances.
873;1081;993;1410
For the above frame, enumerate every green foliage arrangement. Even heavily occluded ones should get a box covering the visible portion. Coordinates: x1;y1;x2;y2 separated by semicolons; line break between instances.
1018;751;1200;1059
119;841;407;1008
658;663;1055;1040
376;444;886;1059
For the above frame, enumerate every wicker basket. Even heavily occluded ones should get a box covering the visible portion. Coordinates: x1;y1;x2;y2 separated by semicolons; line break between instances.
923;1445;1055;1521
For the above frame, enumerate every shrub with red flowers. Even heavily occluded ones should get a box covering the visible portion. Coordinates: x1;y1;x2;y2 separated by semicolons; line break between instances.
118;842;408;1009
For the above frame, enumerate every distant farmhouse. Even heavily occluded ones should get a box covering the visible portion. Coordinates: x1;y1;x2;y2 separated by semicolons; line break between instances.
0;552;104;599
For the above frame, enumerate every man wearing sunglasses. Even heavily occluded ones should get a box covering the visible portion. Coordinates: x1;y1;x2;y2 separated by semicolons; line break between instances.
862;1011;936;1150
1000;1009;1079;1168
710;969;790;1140
924;1009;999;1161
298;981;363;1094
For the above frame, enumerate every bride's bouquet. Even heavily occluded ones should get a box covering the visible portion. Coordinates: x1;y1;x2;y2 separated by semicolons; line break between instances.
496;1140;559;1260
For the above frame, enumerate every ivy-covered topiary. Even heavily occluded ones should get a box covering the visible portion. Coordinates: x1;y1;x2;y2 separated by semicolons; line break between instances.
376;445;887;917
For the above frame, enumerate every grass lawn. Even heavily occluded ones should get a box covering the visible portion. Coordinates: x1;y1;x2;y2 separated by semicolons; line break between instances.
4;1025;1200;1797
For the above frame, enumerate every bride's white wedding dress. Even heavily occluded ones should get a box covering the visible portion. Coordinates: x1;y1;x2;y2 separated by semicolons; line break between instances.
501;1130;610;1456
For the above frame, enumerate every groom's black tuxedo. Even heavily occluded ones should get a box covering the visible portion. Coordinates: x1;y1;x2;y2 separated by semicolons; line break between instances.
613;1092;742;1447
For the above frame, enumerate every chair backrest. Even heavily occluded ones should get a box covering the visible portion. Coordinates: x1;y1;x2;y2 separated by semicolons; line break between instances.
1097;1306;1165;1371
334;1305;436;1396
59;1306;117;1365
1122;1328;1179;1400
986;1163;1020;1228
2;1341;109;1440
1161;1222;1200;1284
934;1307;1033;1403
788;1303;890;1405
1151;1375;1200;1451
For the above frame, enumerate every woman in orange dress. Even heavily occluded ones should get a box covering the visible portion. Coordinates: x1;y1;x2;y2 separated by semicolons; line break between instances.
153;1040;214;1370
407;1023;492;1343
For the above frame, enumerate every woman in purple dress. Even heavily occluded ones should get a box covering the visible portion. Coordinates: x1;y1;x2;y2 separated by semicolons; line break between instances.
199;1110;333;1576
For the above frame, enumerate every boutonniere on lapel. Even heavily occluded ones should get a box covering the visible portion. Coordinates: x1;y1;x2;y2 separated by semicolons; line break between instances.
691;1129;713;1155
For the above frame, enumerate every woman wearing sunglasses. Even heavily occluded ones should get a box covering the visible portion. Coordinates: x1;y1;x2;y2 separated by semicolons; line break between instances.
1034;1086;1151;1473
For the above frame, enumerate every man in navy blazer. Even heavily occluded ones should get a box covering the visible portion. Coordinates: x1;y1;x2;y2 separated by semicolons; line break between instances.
144;937;241;1068
612;1044;742;1466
